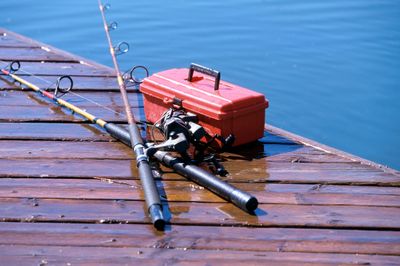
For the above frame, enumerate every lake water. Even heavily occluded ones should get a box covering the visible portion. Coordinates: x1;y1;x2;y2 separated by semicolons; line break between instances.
1;0;399;170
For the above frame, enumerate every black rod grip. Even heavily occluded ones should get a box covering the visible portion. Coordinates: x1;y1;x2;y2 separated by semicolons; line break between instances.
154;151;258;213
104;123;165;230
104;122;131;146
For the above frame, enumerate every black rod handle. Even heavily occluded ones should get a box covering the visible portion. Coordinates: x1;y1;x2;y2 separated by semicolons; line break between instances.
154;151;258;213
104;123;165;230
187;63;221;91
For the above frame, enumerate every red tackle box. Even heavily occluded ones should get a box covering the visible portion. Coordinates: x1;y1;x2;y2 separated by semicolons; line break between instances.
140;64;269;147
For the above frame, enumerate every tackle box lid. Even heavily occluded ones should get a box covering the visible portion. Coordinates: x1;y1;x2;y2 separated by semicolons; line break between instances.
140;68;269;120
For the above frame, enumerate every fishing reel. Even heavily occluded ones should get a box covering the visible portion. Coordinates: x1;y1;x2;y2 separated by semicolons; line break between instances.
146;108;234;176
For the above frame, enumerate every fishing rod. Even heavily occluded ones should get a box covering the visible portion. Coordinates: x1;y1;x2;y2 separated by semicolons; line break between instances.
97;0;165;229
0;61;258;214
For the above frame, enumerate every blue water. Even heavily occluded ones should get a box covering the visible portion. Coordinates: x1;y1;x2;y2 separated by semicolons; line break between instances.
1;0;400;170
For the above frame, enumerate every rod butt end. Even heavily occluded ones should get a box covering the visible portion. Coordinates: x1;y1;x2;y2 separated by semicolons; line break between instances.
231;190;259;213
246;196;259;213
149;204;165;230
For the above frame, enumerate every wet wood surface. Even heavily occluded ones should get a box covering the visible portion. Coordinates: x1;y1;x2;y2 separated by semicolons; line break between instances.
0;28;399;265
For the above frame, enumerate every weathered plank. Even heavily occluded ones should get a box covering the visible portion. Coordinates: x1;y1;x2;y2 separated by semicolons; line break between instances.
0;89;143;123
0;28;109;68
223;144;352;163
266;124;400;176
223;161;400;185
0;47;79;62
0;122;294;146
1;222;399;255
0;32;40;48
0;122;114;141
1;158;398;186
0;90;143;107
0;105;141;123
0;198;399;229
0;140;352;164
0;178;399;207
0;140;133;159
0;33;38;48
0;75;120;90
2;178;398;197
0;61;113;76
2;245;399;266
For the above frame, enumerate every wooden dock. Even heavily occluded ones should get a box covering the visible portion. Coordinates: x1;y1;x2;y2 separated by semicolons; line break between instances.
1;28;399;265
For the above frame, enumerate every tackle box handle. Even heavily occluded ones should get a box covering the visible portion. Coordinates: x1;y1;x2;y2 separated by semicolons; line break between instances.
188;63;221;91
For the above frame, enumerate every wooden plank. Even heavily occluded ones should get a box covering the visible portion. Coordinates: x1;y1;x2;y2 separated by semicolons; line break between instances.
222;160;400;185
0;61;114;76
0;47;79;62
0;89;144;124
223;144;352;163
1;222;399;255
0;75;120;90
0;140;352;164
0;178;399;207
0;158;138;179
0;105;142;123
0;198;399;229
0;158;398;186
266;124;400;176
0;33;38;48
0;140;133;160
1;244;399;266
0;122;115;141
0;122;293;146
0;90;142;107
0;123;296;145
1;178;399;197
0;28;111;70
